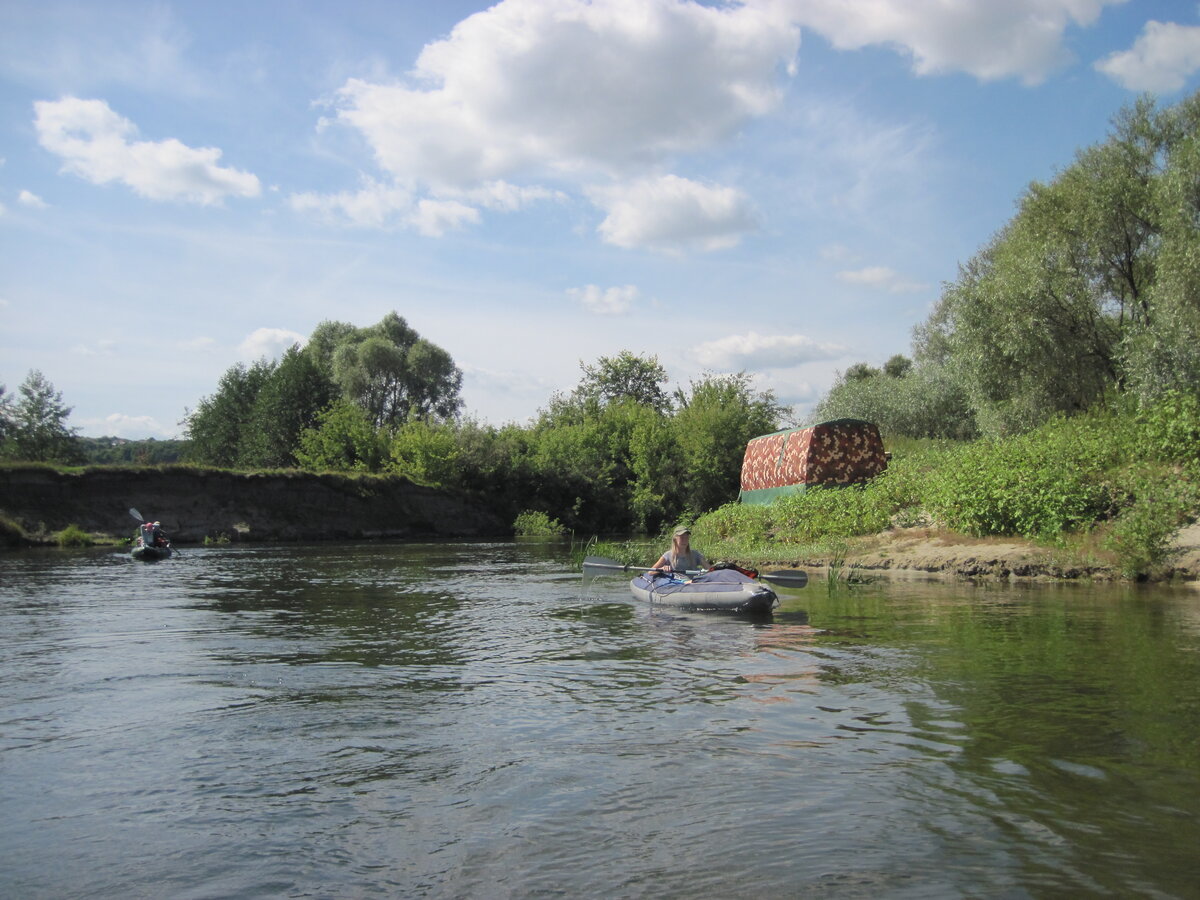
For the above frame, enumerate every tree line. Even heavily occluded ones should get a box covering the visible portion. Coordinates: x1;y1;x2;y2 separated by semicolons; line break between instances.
184;314;787;534
816;90;1200;439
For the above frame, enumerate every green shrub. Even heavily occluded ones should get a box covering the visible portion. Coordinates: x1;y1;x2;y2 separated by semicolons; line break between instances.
513;510;567;536
54;524;92;547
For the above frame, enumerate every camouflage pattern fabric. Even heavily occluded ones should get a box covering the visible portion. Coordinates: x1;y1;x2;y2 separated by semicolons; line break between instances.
739;419;887;493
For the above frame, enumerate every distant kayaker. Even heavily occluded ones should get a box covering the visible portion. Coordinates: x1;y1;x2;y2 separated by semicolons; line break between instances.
648;526;708;575
142;521;169;547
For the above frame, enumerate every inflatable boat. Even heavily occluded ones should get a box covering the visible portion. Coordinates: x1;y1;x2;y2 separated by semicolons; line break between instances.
629;567;778;614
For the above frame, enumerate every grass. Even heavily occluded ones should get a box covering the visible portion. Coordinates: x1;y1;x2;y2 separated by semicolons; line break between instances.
685;398;1200;581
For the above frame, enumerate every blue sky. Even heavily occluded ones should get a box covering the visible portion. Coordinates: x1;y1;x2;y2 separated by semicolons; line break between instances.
3;0;1200;439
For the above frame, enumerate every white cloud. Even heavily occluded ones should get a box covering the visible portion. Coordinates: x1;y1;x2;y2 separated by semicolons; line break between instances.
691;331;845;370
302;0;798;243
18;190;48;208
411;198;481;236
1096;21;1200;92
330;0;799;185
591;174;758;253
787;0;1122;85
290;179;413;227
568;284;639;315
34;96;260;204
238;327;306;361
837;266;927;293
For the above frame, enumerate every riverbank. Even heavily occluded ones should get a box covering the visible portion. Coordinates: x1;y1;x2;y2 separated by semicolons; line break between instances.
0;464;506;544
740;523;1200;585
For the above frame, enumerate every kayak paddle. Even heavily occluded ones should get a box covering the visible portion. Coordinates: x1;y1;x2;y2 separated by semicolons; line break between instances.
583;555;808;588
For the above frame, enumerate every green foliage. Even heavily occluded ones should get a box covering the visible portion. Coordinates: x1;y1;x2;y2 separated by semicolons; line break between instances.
54;524;92;547
902;89;1200;438
0;370;83;464
672;372;788;514
389;420;460;485
575;351;671;412
1104;464;1200;578
692;402;1200;579
239;345;336;468
331;312;462;429
812;363;978;440
1133;390;1200;465
78;437;187;465
184;359;274;466
294;401;386;472
513;510;566;536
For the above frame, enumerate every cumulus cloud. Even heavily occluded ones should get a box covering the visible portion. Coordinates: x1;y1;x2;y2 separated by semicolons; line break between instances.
591;174;758;252
568;284;639;315
238;327;306;361
1096;21;1200;92
34;96;260;204
330;0;798;184
298;0;797;244
691;331;844;370
837;266;927;293
18;190;48;208
787;0;1122;85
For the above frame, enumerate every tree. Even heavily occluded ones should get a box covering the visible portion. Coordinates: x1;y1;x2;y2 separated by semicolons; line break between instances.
389;420;460;486
294;400;386;472
574;351;671;412
671;373;787;514
1;370;82;463
883;355;913;379
331;312;463;430
184;359;274;466
0;384;12;445
239;345;336;468
843;363;881;383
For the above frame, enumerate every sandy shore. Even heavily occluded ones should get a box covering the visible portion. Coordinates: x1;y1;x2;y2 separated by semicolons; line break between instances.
757;523;1200;584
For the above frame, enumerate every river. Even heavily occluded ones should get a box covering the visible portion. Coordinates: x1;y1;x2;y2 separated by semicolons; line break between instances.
1;540;1198;898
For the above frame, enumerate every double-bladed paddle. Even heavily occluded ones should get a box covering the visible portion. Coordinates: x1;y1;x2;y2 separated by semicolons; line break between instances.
583;555;808;588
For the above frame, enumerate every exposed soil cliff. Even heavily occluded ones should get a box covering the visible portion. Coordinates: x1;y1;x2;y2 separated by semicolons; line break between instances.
0;466;506;543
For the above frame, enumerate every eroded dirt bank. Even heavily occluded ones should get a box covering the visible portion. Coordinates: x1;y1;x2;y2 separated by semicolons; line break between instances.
0;466;506;543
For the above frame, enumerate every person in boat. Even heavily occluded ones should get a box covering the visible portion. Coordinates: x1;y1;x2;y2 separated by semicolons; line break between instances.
141;521;169;547
648;526;708;575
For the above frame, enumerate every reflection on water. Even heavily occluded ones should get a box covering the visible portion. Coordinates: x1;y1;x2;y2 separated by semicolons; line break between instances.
1;542;1198;898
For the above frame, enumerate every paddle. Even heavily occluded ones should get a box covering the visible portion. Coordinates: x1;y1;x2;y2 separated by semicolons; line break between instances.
583;555;808;588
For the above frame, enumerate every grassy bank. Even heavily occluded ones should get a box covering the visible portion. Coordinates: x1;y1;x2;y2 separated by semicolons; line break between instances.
590;396;1200;581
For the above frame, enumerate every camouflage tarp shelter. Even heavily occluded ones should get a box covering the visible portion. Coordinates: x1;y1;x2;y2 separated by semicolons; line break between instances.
738;419;887;504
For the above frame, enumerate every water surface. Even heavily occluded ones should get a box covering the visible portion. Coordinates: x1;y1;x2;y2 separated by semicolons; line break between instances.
2;541;1198;897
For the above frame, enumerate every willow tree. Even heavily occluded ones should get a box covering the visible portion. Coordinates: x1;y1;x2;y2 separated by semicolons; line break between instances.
331;312;463;430
913;92;1200;436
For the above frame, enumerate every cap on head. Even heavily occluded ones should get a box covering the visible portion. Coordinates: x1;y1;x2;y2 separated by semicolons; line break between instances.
673;526;691;536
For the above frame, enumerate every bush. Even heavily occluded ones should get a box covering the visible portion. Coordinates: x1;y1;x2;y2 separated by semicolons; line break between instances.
513;510;567;536
54;524;92;547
